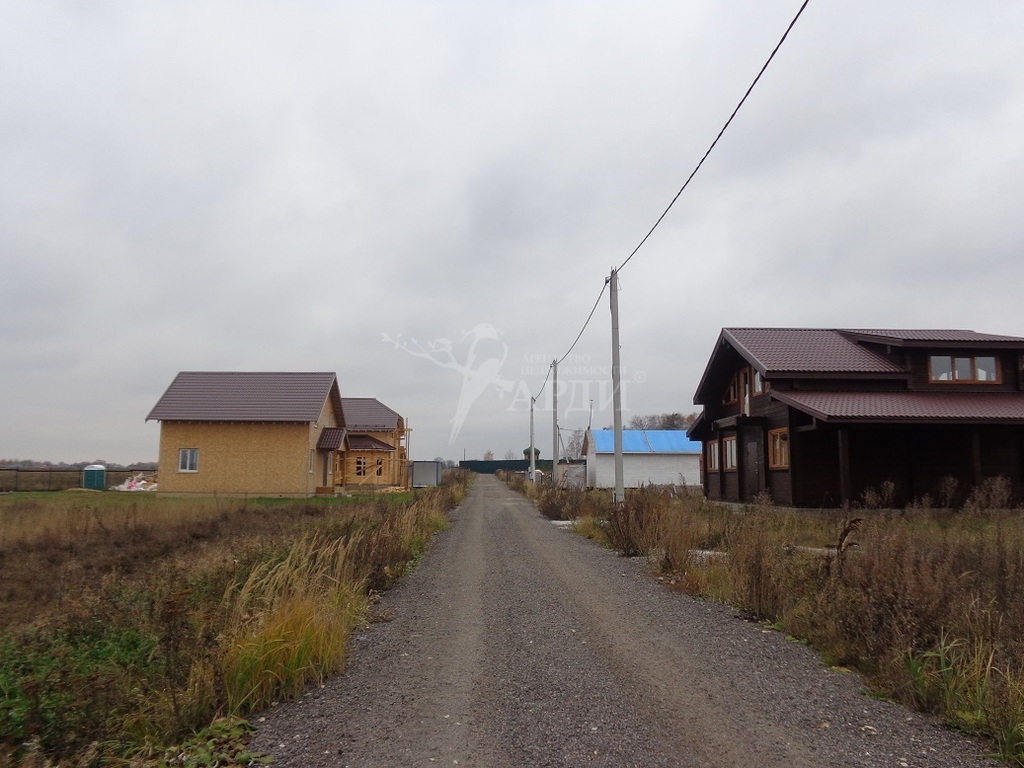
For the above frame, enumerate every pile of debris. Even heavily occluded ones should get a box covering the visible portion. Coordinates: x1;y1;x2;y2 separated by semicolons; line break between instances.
111;474;158;492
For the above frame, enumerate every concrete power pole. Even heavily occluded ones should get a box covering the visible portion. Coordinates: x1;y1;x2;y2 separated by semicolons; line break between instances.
610;269;625;505
552;358;558;486
529;396;536;482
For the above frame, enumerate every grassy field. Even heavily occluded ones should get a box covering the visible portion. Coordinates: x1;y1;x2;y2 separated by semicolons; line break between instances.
507;474;1024;766
0;474;469;767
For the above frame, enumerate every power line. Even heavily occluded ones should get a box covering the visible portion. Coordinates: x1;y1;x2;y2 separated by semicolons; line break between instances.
558;279;609;366
533;278;609;400
617;0;811;272
535;0;810;402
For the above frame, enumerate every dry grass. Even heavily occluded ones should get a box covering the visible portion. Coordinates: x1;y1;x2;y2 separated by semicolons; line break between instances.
510;479;1024;764
0;475;468;766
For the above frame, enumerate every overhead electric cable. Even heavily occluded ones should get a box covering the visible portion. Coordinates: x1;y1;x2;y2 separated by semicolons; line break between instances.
617;0;811;272
558;279;609;366
534;278;609;401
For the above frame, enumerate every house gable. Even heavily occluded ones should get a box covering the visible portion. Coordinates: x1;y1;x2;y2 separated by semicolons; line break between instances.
148;371;344;496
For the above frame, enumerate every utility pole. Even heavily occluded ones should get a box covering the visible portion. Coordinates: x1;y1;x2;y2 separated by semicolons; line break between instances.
552;358;558;485
529;396;536;482
610;269;625;505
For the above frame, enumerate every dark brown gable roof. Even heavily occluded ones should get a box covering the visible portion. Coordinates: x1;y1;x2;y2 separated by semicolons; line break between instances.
694;327;1024;405
147;372;342;423
840;329;1024;346
346;435;395;451
723;328;904;375
773;390;1024;424
342;398;402;431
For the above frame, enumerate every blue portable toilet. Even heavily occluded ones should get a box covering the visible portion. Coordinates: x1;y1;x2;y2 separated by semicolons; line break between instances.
82;464;106;490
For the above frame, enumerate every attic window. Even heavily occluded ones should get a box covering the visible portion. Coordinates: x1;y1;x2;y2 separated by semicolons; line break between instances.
753;370;770;395
724;373;739;404
929;355;1000;383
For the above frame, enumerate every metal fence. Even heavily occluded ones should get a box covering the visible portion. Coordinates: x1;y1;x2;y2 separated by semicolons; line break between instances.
0;468;156;492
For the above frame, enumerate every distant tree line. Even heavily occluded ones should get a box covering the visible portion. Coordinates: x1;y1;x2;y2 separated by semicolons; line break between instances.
0;459;158;471
626;412;698;430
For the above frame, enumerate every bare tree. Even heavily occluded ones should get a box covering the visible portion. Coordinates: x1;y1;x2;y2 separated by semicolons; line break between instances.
627;414;661;430
626;412;700;430
565;428;586;460
503;449;516;460
483;450;495;461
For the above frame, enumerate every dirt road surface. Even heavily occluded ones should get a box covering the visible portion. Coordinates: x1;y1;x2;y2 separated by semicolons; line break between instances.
251;475;1001;767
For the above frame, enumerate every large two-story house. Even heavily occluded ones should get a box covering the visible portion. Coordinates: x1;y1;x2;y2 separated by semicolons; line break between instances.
688;329;1024;508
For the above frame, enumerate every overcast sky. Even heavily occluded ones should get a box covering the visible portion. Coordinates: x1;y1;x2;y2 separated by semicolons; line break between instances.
3;1;1023;466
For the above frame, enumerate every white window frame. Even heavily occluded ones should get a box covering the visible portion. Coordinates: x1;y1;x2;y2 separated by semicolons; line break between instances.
706;440;720;472
178;448;199;473
723;437;737;471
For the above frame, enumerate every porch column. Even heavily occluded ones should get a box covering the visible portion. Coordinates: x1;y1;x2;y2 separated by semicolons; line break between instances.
715;436;725;499
838;428;851;507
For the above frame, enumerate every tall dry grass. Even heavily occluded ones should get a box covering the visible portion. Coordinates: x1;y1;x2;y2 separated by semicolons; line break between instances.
221;533;370;714
0;474;468;766
510;480;1024;763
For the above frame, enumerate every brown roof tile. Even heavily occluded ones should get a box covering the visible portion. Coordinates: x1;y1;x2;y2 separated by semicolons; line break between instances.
146;371;341;423
342;398;402;430
346;435;395;451
723;329;904;374
840;329;1024;345
316;427;346;451
773;390;1024;423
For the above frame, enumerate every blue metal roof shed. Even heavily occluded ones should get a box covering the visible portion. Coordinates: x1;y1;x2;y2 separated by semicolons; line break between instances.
585;429;702;489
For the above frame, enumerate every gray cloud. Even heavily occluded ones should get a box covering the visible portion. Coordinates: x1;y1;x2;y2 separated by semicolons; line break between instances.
2;1;1023;464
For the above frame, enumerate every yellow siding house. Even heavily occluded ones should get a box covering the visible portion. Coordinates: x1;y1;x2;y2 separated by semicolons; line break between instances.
147;371;345;496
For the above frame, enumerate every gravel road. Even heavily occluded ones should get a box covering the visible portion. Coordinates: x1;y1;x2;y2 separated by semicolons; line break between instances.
250;475;1002;767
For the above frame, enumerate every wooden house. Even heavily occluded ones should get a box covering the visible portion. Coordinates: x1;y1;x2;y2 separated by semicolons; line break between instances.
688;329;1024;508
321;398;409;489
583;428;702;489
147;373;409;495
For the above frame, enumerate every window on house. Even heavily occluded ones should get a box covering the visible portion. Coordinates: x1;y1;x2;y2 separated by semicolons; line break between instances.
707;440;720;472
929;355;1000;383
375;458;384;476
753;370;764;395
724;373;739;404
178;448;198;473
355;457;367;476
768;428;790;469
309;449;315;474
723;437;737;471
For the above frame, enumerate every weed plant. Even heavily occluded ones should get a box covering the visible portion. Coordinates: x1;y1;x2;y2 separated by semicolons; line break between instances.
0;474;468;766
510;479;1024;764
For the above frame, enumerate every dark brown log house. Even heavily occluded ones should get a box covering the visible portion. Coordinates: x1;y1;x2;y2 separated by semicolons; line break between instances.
688;328;1024;508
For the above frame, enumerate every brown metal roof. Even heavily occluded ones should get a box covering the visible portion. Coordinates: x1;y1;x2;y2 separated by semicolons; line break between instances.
723;329;905;375
772;390;1024;424
695;327;1024;405
146;371;342;423
342;398;402;430
346;434;395;451
316;427;346;451
840;329;1024;345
